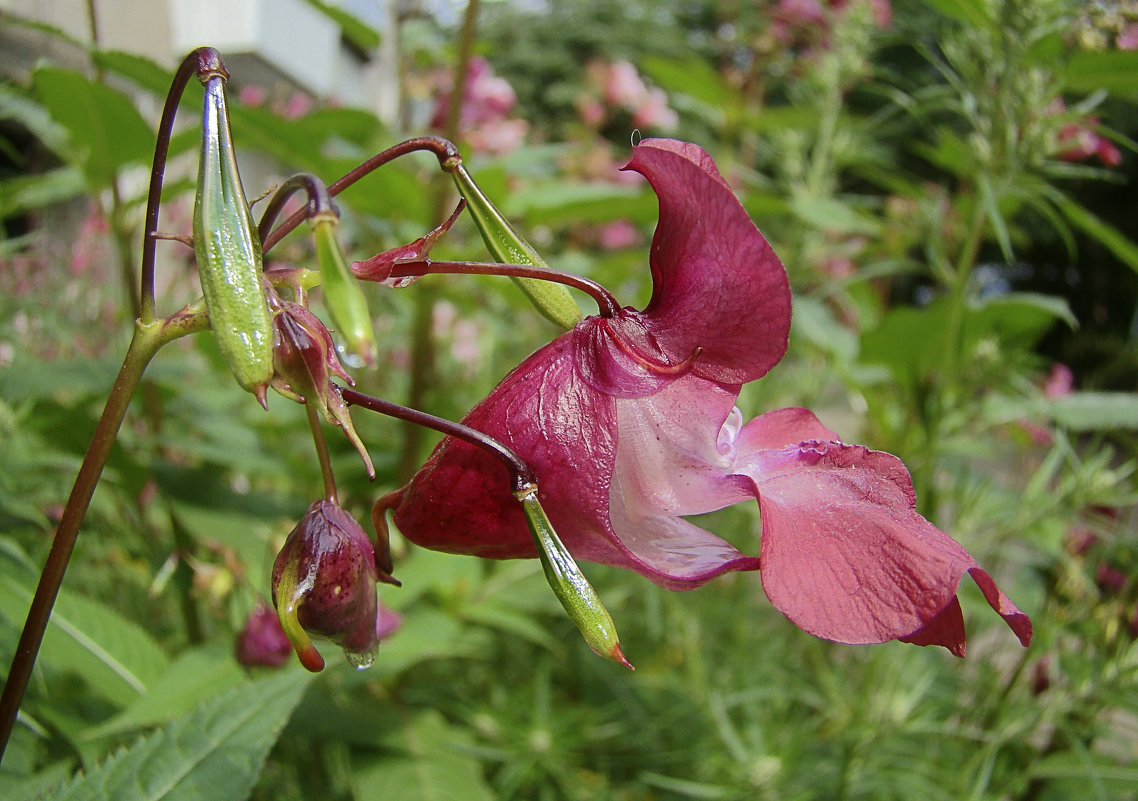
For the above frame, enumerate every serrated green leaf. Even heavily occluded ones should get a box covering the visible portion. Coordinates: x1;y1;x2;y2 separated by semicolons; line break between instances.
51;668;312;801
81;646;247;741
355;711;496;801
32;66;154;189
0;549;169;706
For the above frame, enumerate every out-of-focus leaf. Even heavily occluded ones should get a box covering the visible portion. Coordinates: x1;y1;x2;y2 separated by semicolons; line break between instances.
789;194;880;236
1045;392;1138;431
0;166;85;219
978;173;1013;262
861;293;1073;382
32;66;153;189
0;544;169;707
0;82;72;156
641;55;732;108
81;646;247;741
304;0;381;50
983;391;1138;431
91;49;176;100
792;297;859;362
505;181;657;226
923;0;993;28
51;668;311;801
1051;191;1138;275
1062;50;1138;95
354;711;496;801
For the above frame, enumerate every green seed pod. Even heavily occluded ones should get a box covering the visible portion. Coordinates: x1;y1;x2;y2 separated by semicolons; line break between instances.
311;213;378;367
450;163;583;331
193;72;274;403
516;484;633;669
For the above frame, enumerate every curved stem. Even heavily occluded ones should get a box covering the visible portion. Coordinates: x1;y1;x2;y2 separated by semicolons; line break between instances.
256;173;336;246
305;403;338;504
140;47;224;324
340;387;535;491
262;137;460;252
0;311;206;758
387;259;619;318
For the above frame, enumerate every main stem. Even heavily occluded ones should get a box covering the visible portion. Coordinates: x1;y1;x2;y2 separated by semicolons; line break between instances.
0;321;166;756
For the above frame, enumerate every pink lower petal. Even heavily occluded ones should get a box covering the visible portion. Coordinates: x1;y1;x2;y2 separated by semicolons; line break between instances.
741;441;1031;649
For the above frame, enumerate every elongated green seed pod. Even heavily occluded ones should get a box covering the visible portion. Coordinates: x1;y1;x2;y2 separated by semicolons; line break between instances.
193;72;274;403
516;484;633;669
311;214;378;366
450;163;583;331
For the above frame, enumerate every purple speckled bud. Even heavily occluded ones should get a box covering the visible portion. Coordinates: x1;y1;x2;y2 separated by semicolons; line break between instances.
272;500;381;671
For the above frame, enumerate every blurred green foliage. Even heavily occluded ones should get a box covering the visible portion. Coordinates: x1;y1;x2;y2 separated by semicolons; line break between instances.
2;1;1138;800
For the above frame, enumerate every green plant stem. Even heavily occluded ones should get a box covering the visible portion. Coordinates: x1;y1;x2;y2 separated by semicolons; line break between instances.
0;313;205;760
306;403;338;504
914;197;988;517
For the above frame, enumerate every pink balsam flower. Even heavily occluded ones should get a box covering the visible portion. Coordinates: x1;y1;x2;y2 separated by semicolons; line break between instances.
385;139;1031;656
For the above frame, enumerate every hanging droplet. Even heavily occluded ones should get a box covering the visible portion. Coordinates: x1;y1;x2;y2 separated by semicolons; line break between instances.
345;645;377;670
379;274;421;289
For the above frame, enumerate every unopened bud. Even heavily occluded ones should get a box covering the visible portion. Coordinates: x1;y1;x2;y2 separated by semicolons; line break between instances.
311;213;378;366
272;500;384;671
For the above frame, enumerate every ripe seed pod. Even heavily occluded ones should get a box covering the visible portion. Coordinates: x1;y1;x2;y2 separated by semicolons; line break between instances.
193;69;274;403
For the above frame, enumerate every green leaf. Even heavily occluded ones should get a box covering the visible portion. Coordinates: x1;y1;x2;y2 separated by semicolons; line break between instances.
0;548;169;707
923;0;993;28
789;194;879;236
354;711;496;801
81;646;247;741
505;181;657;226
1062;50;1138;95
978;173;1013;263
861;293;1072;383
640;55;732;109
1051;191;1138;275
51;668;312;801
303;0;381;50
0;166;85;219
1044;392;1138;431
32;66;154;189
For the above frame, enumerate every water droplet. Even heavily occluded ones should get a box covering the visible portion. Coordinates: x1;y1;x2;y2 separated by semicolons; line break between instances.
345;645;377;670
379;275;420;289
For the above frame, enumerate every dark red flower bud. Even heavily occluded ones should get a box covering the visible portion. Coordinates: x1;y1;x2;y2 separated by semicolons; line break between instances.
235;603;292;668
1096;562;1128;597
269;297;375;478
272;500;381;671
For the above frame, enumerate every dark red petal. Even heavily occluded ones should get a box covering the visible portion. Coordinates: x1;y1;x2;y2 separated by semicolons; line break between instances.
617;138;791;384
744;441;1031;649
392;331;624;564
